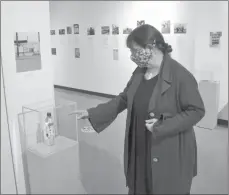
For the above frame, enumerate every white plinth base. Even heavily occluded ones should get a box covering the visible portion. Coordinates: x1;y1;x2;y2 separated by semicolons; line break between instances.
27;136;85;194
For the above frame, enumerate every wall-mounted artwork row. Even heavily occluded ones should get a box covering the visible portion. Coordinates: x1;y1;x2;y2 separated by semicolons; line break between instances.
51;25;134;36
14;32;41;73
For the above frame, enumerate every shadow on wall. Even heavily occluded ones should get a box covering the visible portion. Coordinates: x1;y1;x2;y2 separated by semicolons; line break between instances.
79;140;127;194
218;103;228;121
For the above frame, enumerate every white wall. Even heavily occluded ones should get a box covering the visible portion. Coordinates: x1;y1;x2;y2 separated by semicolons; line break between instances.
1;1;55;193
193;1;228;111
1;65;17;194
50;1;228;110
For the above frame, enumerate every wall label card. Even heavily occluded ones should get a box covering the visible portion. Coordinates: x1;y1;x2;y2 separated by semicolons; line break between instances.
102;36;109;48
111;36;119;48
113;48;119;61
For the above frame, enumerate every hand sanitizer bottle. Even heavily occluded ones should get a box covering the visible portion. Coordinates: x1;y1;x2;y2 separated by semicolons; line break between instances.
44;112;55;146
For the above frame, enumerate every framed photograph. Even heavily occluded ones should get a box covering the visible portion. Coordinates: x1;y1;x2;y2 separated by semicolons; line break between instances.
59;29;65;35
161;20;171;34
123;27;132;34
101;26;110;35
51;48;56;55
137;20;145;27
50;30;55;35
112;25;119;35
174;23;187;34
87;27;95;35
67;26;72;34
73;24;79;34
210;32;222;47
14;32;41;72
75;48;80;58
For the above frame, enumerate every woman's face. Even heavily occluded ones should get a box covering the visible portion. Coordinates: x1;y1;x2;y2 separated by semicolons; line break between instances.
129;42;157;68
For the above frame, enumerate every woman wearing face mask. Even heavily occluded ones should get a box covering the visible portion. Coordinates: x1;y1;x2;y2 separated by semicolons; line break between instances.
70;24;205;194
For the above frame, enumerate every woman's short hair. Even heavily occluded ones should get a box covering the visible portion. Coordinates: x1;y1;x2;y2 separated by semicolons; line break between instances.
126;24;172;54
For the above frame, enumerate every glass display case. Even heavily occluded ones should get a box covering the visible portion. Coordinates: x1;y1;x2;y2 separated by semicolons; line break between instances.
18;100;86;194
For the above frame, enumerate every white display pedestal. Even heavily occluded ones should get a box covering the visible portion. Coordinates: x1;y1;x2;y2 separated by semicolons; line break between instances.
196;80;220;130
26;136;81;194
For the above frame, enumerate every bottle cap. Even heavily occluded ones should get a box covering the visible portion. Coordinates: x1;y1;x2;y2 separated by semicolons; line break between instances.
47;112;51;117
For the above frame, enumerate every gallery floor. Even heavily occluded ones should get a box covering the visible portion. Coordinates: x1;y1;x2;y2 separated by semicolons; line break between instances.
54;87;228;194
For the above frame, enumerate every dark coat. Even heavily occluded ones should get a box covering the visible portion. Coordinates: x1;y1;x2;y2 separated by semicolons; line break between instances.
88;54;205;194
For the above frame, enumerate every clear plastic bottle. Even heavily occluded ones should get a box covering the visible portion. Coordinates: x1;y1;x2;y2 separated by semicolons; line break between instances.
43;112;55;146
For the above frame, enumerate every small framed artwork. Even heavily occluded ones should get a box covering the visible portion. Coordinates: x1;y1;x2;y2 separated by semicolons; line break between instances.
210;32;222;47
50;30;55;35
73;24;79;34
75;48;80;58
174;23;187;34
14;32;42;72
59;29;65;35
137;20;145;27
161;20;171;34
67;26;72;34
123;27;132;34
112;25;119;35
51;48;56;55
101;26;110;35
87;27;95;35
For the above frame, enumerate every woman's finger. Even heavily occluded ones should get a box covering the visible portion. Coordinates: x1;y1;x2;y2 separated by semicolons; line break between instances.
68;110;84;115
145;118;157;124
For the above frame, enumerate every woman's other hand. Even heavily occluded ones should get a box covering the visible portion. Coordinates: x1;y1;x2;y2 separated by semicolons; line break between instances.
145;113;158;132
69;110;89;120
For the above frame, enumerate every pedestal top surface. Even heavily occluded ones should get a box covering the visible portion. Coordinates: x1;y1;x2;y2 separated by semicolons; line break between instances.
28;136;78;158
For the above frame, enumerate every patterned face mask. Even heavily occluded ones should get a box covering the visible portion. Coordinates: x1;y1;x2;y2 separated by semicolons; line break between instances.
130;48;153;68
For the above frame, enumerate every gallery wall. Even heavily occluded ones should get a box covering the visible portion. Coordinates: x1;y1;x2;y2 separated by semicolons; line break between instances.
49;1;228;111
1;65;17;194
1;1;55;193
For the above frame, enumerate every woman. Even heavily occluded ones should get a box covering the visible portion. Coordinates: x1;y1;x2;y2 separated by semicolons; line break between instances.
70;24;205;194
